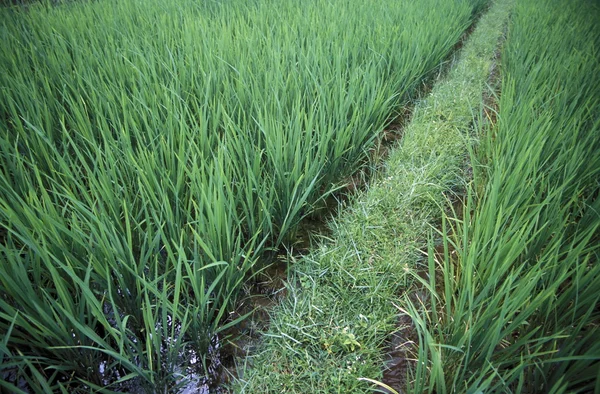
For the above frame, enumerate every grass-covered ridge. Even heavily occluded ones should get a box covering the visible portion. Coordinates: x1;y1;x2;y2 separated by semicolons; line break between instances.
236;1;511;391
0;0;487;391
405;0;600;392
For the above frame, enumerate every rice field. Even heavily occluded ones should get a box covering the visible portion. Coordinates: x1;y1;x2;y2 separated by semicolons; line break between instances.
406;0;600;392
0;0;487;391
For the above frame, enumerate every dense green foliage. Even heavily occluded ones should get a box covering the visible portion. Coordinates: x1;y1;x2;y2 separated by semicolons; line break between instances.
0;0;484;391
407;0;600;392
236;1;505;391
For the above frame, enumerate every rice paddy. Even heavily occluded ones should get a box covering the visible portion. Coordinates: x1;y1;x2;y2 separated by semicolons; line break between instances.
0;0;486;391
404;0;600;392
2;0;598;392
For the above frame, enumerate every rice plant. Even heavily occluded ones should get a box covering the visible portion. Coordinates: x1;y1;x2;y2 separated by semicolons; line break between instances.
404;0;600;392
0;0;485;390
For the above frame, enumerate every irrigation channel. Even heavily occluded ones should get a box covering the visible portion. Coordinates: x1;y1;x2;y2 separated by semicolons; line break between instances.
1;0;491;392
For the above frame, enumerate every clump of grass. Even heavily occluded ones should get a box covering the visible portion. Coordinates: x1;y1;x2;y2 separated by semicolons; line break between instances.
0;0;486;390
404;0;600;392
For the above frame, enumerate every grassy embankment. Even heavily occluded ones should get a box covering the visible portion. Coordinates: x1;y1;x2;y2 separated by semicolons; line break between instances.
0;0;486;391
235;1;512;392
402;0;600;392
